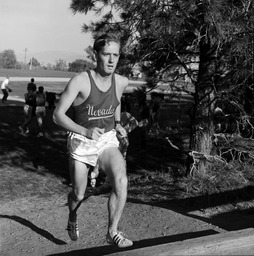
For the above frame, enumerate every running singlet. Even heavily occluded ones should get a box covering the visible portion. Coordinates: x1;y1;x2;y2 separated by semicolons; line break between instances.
72;71;120;133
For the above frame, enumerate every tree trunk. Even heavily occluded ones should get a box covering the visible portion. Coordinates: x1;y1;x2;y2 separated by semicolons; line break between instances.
189;35;218;174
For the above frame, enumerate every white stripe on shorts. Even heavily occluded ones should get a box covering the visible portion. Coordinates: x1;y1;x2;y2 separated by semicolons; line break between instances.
67;129;119;166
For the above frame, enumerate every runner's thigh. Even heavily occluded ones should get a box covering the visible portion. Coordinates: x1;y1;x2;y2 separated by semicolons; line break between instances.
99;147;126;179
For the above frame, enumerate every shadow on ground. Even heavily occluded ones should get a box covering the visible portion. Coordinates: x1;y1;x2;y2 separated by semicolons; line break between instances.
47;230;218;256
128;185;254;232
0;104;70;179
0;214;67;245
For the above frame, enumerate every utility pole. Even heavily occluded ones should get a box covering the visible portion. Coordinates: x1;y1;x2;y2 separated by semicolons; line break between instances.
29;57;32;70
24;48;27;68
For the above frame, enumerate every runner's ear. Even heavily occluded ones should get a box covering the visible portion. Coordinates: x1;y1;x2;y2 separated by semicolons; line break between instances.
93;50;98;62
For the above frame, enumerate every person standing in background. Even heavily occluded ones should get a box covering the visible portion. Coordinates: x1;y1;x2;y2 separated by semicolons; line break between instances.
1;76;12;104
19;83;37;134
35;86;47;137
27;78;36;92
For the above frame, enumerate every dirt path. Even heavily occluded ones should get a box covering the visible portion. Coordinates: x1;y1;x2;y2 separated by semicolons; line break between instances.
0;192;227;256
1;102;254;256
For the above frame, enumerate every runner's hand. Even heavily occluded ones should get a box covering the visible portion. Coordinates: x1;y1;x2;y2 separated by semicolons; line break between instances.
86;127;105;140
115;124;127;138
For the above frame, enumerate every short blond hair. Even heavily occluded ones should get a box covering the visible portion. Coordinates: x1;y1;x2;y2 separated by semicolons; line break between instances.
93;33;121;53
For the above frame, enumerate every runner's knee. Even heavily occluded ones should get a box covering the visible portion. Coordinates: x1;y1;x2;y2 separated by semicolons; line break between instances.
70;191;84;203
114;174;128;191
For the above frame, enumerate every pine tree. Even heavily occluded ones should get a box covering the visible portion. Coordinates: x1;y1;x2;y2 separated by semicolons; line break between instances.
70;0;254;169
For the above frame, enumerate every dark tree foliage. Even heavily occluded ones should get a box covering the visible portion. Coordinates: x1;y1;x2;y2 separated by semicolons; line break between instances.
70;0;254;151
28;57;40;68
69;59;95;72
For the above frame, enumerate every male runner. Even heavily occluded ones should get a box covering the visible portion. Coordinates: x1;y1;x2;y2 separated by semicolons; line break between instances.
53;33;133;248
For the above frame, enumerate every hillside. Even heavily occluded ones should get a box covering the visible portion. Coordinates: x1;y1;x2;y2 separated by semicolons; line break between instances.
15;50;86;66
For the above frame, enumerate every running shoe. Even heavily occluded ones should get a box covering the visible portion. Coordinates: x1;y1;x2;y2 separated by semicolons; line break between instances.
66;219;79;241
106;231;133;248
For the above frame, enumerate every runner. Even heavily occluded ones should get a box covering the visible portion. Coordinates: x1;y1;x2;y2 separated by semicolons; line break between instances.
53;33;133;248
19;83;36;134
35;86;47;137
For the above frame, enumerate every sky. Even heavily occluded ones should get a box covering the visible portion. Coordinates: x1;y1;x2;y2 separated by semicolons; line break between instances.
0;0;95;64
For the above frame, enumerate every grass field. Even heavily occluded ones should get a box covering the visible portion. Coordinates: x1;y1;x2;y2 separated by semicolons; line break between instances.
9;81;67;98
0;68;75;78
0;68;144;98
0;68;74;99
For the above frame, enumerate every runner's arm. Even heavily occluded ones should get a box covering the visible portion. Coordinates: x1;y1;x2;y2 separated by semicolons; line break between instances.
53;74;89;137
114;75;129;137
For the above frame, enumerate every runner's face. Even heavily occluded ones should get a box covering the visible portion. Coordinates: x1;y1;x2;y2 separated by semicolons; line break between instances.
96;41;120;75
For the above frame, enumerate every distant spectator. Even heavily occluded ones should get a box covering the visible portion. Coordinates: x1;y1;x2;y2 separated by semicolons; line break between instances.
119;110;139;158
1;76;12;104
149;93;161;133
137;100;150;149
138;100;150;127
27;78;37;92
46;91;56;110
120;102;149;155
35;86;47;137
19;83;37;134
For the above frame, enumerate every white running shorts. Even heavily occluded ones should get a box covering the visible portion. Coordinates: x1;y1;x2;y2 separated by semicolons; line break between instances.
67;129;119;166
35;106;46;117
23;104;33;118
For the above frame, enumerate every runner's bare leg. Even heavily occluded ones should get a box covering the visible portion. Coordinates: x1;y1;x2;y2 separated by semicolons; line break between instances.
99;147;128;233
68;158;89;222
